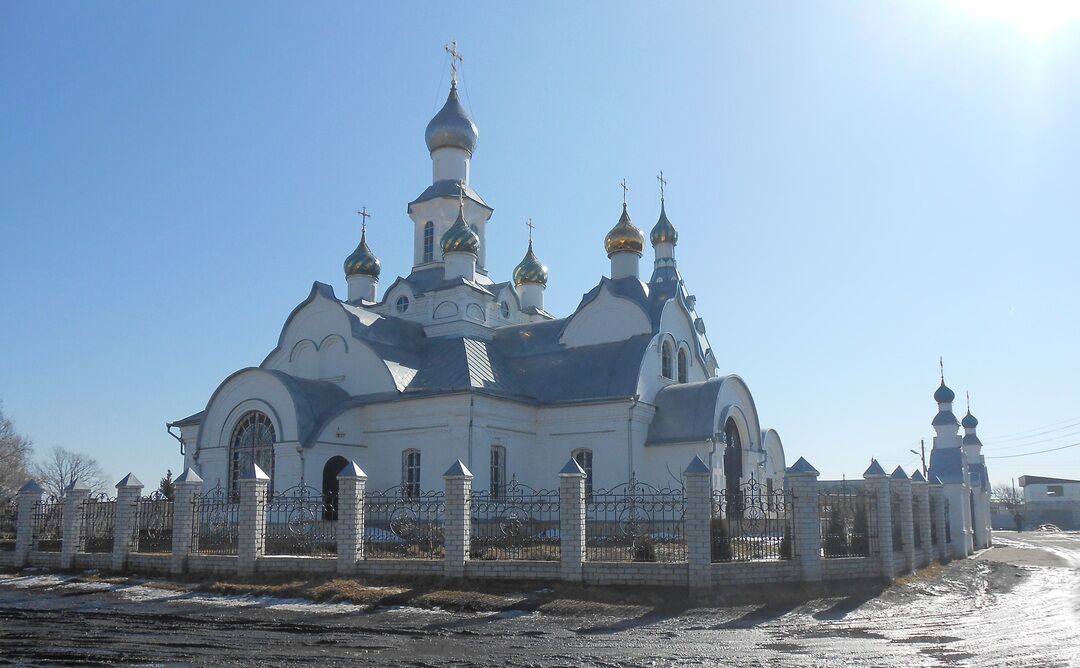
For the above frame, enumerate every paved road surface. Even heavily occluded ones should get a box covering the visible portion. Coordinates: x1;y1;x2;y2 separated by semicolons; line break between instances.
1;532;1077;666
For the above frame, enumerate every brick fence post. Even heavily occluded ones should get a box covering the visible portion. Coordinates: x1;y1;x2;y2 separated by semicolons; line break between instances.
112;474;143;572
929;477;948;563
15;480;42;567
443;460;473;579
891;467;915;576
237;463;269;579
336;461;366;575
558;458;586;583
787;457;822;583
684;456;712;589
60;479;91;570
170;468;202;575
863;459;894;582
910;471;932;568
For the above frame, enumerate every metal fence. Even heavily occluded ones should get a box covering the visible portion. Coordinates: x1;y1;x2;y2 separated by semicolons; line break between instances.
33;496;63;552
585;477;686;562
80;493;116;553
944;499;952;544
264;483;337;557
363;485;445;560
192;484;239;555
913;499;923;549
891;492;903;552
712;475;794;562
929;496;939;545
470;478;560;561
818;488;876;558
131;491;174;554
0;499;16;552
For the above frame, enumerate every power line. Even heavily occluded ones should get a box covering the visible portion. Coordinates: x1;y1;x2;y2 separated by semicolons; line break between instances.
985;441;1080;460
983;420;1080;445
988;416;1080;440
984;428;1080;451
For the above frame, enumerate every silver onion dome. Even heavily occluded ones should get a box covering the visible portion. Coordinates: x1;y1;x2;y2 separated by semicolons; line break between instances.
344;230;381;279
425;83;479;155
441;204;480;255
512;241;548;287
649;201;678;245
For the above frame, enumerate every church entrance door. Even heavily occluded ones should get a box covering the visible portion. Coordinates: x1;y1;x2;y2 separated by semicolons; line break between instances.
322;456;349;521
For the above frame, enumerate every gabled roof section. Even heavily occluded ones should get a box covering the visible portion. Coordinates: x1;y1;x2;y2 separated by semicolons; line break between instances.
408;180;490;212
169;410;205;427
405;337;520;395
646;377;726;444
929;447;966;485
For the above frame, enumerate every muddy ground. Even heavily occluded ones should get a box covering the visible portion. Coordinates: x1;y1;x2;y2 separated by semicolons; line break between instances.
0;531;1077;667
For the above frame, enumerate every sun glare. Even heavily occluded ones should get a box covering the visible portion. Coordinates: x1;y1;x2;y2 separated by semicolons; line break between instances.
949;0;1080;40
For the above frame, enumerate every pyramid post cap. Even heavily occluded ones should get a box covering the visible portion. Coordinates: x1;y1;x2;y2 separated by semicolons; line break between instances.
239;462;270;481
559;458;587;477
337;461;368;479
174;468;203;484
685;455;710;474
64;478;91;493
910;470;927;483
443;460;473;478
863;460;888;477
115;473;143;489
890;466;909;480
787;457;819;475
18;480;43;494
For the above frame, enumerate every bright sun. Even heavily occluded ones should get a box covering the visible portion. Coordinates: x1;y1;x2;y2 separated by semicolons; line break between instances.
949;0;1080;40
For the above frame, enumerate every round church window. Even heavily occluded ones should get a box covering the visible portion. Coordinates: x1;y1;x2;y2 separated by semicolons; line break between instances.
395;295;410;314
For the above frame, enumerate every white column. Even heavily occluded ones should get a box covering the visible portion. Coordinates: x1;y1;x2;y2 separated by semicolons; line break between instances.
863;461;894;582
336;462;367;575
60;480;91;569
237;463;269;578
787;457;822;583
112;474;143;571
558;459;587;582
443;460;473;578
14;481;42;567
929;482;949;563
684;457;712;589
892;471;915;576
170;468;203;575
911;474;932;568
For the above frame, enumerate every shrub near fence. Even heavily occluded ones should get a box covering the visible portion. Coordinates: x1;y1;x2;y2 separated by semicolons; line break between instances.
712;475;793;562
818;487;876;558
33;496;63;552
0;499;16;552
192;484;239;555
364;485;445;560
80;493;116;553
585;477;686;563
470;478;560;561
131;491;173;554
263;483;337;557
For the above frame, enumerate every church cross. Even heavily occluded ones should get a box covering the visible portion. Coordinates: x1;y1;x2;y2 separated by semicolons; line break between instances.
620;178;629;205
356;206;371;235
445;40;463;86
657;170;667;202
939;356;944;383
526;218;535;243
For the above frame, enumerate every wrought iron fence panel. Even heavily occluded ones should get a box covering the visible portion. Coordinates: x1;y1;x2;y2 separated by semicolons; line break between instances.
191;484;239;555
363;485;445;560
944;499;952;544
263;483;337;557
33;496;63;552
585;477;686;562
0;498;16;552
470;478;560;561
891;492;903;552
711;475;794;562
913;504;923;548
80;493;116;553
929;496;939;545
817;489;877;558
131;491;174;554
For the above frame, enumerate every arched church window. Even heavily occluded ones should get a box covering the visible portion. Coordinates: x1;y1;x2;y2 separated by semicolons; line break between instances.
395;295;410;314
229;411;276;501
423;221;434;262
402;449;421;498
490;445;506;497
661;341;674;379
573;448;593;499
722;418;743;515
677;348;688;383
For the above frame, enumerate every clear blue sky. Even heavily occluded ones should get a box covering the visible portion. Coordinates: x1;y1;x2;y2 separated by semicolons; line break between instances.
2;1;1078;490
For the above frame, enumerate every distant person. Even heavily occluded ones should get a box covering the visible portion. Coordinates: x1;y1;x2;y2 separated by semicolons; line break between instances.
1013;511;1023;533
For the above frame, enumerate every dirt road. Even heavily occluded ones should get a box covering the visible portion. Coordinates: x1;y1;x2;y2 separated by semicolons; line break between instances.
1;532;1077;666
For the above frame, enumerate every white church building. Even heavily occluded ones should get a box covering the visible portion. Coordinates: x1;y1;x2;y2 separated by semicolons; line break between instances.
168;60;788;502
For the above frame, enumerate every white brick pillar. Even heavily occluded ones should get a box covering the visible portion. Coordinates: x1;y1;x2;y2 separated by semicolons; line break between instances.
911;471;932;568
170;468;202;575
336;461;367;575
112;473;143;571
237;463;269;578
786;457;822;583
929;480;948;563
863;460;894;582
443;460;473;579
558;458;586;582
890;467;915;576
15;480;42;567
60;479;91;569
684;456;712;589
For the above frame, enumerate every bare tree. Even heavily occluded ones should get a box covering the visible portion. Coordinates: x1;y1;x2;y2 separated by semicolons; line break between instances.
0;402;33;500
32;446;108;498
991;483;1023;508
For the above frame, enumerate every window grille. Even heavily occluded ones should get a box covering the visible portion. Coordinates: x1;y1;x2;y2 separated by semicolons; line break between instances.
490;445;506;497
423;221;434;262
229;411;275;501
402;450;421;499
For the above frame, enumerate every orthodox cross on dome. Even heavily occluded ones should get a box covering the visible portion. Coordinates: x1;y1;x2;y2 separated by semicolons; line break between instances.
966;390;971;413
657;170;667;202
620;178;629;205
456;180;467;211
356;206;371;235
526;218;535;243
939;356;945;383
445;40;463;86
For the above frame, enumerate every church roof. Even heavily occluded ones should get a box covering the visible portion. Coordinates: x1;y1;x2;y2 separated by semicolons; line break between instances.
928;447;966;485
645;377;727;444
962;433;983;446
408;179;489;212
932;410;959;427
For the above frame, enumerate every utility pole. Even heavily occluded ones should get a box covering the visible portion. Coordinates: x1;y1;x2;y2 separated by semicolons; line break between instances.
909;440;928;478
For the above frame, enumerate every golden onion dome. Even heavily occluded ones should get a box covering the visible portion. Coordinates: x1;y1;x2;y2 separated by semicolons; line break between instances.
604;204;645;257
512;240;548;287
343;230;381;279
649;201;678;245
441;205;480;255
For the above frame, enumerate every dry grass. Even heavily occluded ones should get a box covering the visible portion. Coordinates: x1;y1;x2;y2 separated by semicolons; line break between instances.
412;589;524;612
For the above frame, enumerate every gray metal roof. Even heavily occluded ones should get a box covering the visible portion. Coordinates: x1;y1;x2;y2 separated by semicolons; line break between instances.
646;378;726;444
928;447;966;485
932;410;959;427
409;179;489;211
170;410;205;427
962;433;983;446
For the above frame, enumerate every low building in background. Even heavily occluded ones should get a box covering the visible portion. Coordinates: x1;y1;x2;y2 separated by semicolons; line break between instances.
1018;475;1080;530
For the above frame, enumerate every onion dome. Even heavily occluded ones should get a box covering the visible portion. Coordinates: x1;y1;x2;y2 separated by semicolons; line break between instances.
343;230;380;279
934;381;955;403
649;201;678;245
962;410;978;429
512;241;548;287
604;204;645;257
441;204;480;255
425;83;478;155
